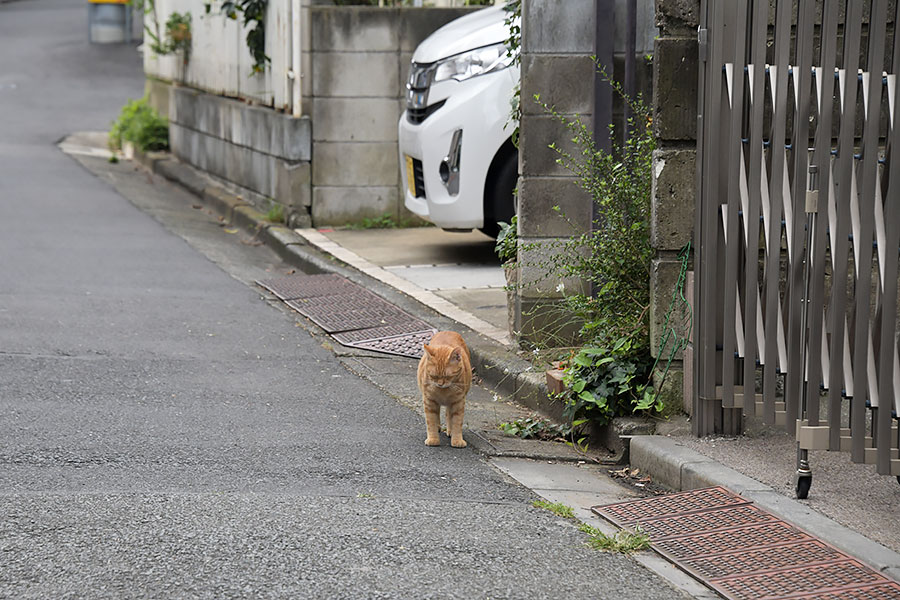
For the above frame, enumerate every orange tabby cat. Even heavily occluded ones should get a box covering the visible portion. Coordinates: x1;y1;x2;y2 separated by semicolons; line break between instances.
417;331;472;448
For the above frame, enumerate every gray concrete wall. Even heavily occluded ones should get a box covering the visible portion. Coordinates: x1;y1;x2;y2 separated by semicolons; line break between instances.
308;7;473;226
514;0;656;343
160;85;313;226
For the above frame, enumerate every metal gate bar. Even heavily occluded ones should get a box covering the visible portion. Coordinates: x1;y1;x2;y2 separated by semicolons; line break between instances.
693;0;900;490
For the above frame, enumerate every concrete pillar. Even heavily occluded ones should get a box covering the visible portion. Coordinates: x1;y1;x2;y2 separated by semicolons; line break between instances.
648;0;700;414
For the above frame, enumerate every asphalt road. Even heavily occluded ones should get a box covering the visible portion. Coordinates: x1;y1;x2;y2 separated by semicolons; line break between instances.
0;1;687;598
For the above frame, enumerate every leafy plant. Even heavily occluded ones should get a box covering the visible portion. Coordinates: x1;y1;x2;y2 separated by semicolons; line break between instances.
557;337;657;428
499;415;570;441
164;11;192;62
109;97;169;153
503;0;521;146
264;201;284;223
205;0;269;74
494;215;518;264
519;70;659;428
578;523;650;553
532;500;575;519
535;78;655;347
129;0;165;55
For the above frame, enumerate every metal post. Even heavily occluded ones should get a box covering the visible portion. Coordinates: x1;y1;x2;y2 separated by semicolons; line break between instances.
593;0;614;156
795;163;818;499
623;0;636;142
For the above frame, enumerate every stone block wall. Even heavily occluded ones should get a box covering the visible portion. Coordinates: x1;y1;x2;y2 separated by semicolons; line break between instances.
308;7;474;226
163;85;313;225
650;0;699;414
514;0;655;343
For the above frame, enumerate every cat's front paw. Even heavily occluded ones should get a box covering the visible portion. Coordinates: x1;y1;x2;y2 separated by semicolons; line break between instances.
424;437;441;446
450;438;467;448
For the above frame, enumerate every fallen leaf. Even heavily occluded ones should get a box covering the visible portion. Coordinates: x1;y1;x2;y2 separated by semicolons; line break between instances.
224;228;238;234
192;204;202;209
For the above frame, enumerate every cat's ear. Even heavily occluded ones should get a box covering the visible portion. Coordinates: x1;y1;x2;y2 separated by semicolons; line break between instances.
450;349;461;363
423;343;434;357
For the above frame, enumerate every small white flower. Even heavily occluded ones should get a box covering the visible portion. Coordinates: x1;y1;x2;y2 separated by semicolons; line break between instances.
555;282;565;293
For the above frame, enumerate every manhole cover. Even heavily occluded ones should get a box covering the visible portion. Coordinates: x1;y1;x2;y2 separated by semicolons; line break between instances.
593;487;900;600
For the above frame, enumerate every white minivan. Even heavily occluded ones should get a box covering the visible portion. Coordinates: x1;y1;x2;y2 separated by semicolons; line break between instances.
398;5;518;237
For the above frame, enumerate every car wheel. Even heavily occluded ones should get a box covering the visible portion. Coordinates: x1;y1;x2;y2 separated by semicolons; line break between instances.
480;146;518;238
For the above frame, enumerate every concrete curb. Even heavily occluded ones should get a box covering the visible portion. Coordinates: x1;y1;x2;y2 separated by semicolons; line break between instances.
135;152;552;416
629;436;900;581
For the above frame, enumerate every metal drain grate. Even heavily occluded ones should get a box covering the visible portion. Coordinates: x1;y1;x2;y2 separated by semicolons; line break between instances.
337;330;437;359
600;486;749;524
635;504;779;540
716;560;891;600
286;294;418;334
258;274;435;359
593;487;900;600
257;274;358;300
681;539;846;579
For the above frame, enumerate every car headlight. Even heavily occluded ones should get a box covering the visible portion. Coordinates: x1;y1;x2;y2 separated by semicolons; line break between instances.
432;42;515;83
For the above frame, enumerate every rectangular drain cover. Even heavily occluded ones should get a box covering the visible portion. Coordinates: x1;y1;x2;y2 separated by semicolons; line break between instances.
593;487;900;600
257;274;358;301
258;274;434;359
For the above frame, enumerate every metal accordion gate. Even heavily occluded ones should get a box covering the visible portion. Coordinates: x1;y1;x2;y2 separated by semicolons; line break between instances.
693;0;900;496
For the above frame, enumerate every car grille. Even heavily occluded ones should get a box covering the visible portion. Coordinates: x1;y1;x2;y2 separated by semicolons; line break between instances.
412;158;425;198
407;99;446;125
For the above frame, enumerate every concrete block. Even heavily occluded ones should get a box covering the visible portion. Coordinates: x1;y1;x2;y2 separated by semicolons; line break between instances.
651;148;696;251
513;370;564;421
311;186;399;227
655;0;700;34
523;0;594;54
170;87;311;161
313;142;399;187
650;258;690;361
312;52;399;98
275;160;311;211
282;115;313;162
514;295;584;348
521;54;596;116
517;176;592;238
516;237;590;298
311;7;399;52
628;435;713;491
520;113;592;178
681;460;770;493
312;97;401;143
653;36;699;142
652;364;685;416
144;77;171;119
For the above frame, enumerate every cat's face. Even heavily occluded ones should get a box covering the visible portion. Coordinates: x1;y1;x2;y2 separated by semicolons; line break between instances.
423;346;463;388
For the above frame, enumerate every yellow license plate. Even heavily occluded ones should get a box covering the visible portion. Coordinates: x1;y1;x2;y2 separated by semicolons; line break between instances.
405;155;416;197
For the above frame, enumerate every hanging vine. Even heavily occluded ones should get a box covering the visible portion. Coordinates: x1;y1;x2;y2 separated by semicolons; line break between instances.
205;0;269;74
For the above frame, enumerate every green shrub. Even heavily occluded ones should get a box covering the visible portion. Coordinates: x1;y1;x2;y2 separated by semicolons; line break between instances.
522;71;660;429
109;98;169;153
